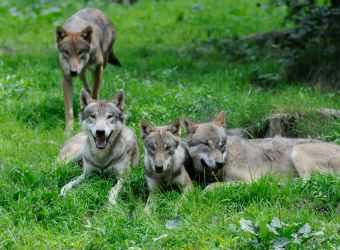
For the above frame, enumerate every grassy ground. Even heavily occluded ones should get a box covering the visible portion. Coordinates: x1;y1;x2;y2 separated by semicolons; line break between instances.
0;0;339;248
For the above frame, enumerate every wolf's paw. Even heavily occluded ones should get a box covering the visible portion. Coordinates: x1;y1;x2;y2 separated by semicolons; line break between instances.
60;187;68;197
108;192;118;206
144;205;152;214
204;182;232;192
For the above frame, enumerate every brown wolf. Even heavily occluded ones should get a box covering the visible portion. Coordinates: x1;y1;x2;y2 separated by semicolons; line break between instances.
56;8;121;133
140;119;193;212
59;89;139;206
183;112;340;188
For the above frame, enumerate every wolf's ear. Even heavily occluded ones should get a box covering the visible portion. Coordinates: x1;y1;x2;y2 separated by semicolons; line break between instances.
182;117;197;135
81;26;93;43
56;26;66;43
80;89;92;111
113;89;125;110
168;118;181;137
213;111;226;127
140;119;154;139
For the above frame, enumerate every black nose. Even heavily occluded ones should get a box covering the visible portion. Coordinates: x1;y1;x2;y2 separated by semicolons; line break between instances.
216;161;224;169
96;129;105;137
69;70;78;76
155;165;163;171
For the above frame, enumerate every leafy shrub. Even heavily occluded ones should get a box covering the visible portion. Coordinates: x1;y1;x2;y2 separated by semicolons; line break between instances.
270;0;340;85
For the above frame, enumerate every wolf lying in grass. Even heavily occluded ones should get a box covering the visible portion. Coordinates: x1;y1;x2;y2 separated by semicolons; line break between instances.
56;8;121;133
140;119;193;212
59;89;139;205
183;112;340;188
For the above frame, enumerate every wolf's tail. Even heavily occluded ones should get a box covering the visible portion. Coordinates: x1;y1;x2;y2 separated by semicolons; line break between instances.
109;50;121;67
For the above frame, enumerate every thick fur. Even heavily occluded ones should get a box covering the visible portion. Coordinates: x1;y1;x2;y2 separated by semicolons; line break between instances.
57;131;87;164
183;112;340;186
59;89;139;206
56;8;121;133
141;119;193;211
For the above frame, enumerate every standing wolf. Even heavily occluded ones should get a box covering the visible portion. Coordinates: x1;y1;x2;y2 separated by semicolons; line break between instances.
183;112;340;186
141;119;193;211
56;8;121;133
59;89;139;205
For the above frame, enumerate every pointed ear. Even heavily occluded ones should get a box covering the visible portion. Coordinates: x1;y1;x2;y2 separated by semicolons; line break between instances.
56;26;66;43
168;118;181;137
80;89;92;111
112;89;125;110
182;117;197;135
213;111;226;127
140;119;154;139
81;25;93;43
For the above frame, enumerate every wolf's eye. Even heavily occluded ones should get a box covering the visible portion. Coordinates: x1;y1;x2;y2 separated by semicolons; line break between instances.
90;114;96;119
165;145;171;151
148;145;155;151
107;114;114;119
78;49;84;55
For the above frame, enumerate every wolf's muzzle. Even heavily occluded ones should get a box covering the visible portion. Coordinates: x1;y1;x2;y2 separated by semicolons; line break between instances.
215;161;224;169
70;70;78;77
155;165;164;173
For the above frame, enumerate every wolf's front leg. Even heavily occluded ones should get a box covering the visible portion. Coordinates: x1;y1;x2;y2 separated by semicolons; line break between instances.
175;170;193;210
79;70;91;95
144;176;159;213
60;170;87;197
92;64;103;99
108;157;132;206
63;75;74;135
108;179;123;206
144;192;156;214
176;169;193;195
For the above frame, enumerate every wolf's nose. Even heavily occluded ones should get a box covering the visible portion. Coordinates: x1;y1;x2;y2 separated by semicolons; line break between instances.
96;129;105;137
155;165;163;171
215;161;224;169
69;70;78;76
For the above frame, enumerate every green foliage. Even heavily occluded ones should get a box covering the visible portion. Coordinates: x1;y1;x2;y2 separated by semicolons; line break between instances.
0;0;339;248
270;0;340;85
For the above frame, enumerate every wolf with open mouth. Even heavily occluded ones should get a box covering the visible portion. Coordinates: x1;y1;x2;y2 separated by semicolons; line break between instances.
183;111;340;188
59;89;139;205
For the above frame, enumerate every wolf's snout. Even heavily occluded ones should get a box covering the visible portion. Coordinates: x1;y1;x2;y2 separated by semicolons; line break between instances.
155;165;164;172
215;161;224;169
96;129;105;137
69;70;78;77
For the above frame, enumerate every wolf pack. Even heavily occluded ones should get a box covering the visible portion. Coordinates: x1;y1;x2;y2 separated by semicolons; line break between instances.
55;8;340;211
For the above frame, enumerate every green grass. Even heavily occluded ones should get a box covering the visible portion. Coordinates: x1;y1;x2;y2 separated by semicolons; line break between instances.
0;0;339;248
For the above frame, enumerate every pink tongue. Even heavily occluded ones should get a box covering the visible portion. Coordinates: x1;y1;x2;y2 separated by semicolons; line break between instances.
96;136;107;149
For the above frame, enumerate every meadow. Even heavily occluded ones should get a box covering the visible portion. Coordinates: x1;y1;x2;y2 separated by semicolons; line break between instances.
0;0;339;248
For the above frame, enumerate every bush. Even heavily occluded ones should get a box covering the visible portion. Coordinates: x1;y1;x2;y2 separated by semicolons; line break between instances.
270;0;340;86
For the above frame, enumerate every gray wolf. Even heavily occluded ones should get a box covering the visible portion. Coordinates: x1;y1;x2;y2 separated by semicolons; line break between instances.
56;8;121;133
183;111;340;187
140;118;193;211
59;89;139;206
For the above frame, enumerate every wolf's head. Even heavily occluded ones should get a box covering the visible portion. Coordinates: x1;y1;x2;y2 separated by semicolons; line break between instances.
183;112;227;177
56;26;93;77
79;89;126;150
141;119;181;174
